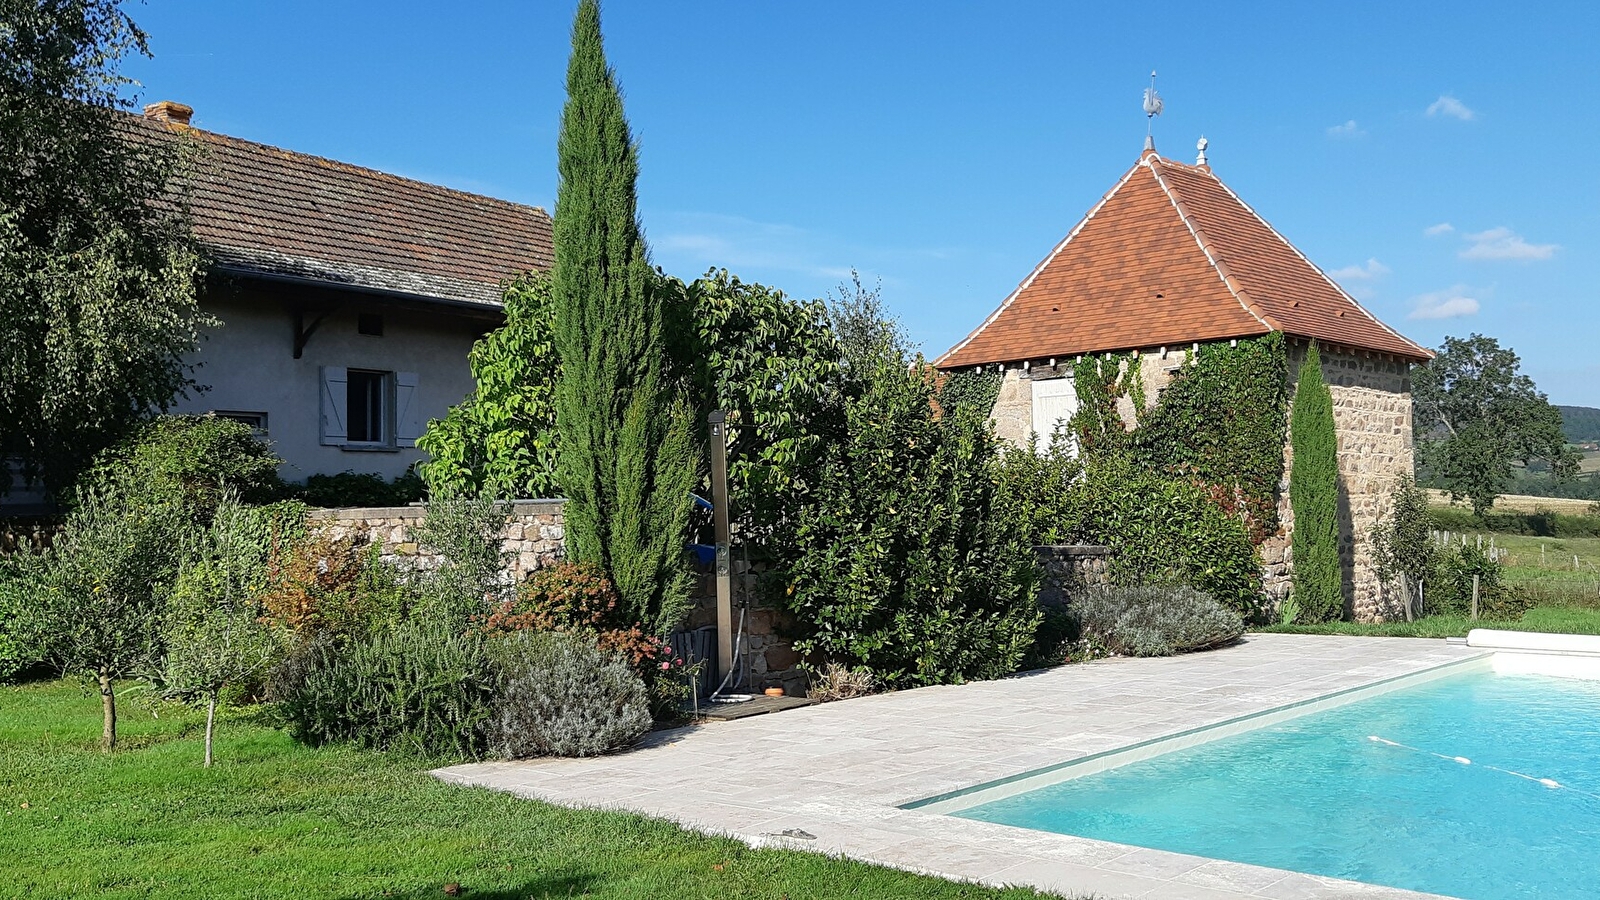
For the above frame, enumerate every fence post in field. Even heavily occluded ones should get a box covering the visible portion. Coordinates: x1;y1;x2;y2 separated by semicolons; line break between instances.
1471;573;1480;621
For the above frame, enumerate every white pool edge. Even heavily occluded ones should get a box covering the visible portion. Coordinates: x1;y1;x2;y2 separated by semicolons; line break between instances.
1471;629;1600;679
909;651;1494;815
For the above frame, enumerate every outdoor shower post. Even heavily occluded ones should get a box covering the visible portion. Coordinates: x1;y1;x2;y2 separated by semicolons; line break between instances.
709;410;734;684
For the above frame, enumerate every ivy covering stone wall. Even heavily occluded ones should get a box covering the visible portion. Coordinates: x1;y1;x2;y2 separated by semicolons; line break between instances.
984;334;1417;622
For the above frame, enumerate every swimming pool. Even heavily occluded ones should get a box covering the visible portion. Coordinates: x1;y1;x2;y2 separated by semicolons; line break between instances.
951;670;1600;900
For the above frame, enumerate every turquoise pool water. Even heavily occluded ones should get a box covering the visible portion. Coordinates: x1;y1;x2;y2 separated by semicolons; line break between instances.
955;672;1600;899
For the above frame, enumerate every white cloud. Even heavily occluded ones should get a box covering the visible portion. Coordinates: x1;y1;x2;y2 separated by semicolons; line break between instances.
1328;258;1391;281
653;213;856;280
1408;285;1481;320
1423;222;1455;236
1426;95;1476;121
1326;119;1365;138
1460;226;1558;261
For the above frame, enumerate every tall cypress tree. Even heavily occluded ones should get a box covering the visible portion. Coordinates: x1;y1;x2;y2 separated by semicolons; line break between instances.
1289;342;1342;621
552;0;695;635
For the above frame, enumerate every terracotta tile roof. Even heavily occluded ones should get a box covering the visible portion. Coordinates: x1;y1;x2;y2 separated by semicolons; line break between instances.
130;114;552;307
937;150;1431;368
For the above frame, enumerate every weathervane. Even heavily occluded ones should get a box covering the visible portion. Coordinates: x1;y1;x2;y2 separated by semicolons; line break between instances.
1142;70;1163;151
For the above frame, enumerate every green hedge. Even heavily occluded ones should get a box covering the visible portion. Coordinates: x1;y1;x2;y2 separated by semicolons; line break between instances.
1428;506;1600;538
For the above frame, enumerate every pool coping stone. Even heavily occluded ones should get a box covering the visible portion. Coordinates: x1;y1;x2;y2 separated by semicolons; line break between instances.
435;634;1485;900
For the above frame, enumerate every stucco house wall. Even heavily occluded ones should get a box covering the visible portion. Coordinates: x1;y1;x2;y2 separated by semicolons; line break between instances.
172;286;488;482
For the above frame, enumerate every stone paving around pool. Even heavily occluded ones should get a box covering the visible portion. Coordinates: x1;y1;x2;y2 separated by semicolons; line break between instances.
435;634;1486;900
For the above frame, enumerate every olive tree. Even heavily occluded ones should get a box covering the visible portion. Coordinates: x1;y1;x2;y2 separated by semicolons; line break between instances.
41;475;187;749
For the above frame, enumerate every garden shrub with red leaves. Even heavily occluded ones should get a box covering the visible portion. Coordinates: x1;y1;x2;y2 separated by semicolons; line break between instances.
480;562;693;704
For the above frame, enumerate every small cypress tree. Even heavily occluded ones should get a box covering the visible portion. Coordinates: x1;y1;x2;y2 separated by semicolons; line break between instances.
1289;342;1342;621
551;0;695;635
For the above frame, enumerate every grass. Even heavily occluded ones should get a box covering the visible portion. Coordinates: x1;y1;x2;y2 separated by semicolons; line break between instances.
0;680;1062;900
1257;606;1600;639
1258;532;1600;638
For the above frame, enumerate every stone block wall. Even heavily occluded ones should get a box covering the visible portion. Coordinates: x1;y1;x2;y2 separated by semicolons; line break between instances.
307;500;807;693
683;567;807;697
1033;545;1115;609
1275;343;1414;622
308;500;567;579
981;339;1417;623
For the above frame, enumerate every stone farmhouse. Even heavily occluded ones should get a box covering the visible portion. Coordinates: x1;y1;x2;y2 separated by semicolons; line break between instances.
140;101;552;484
936;143;1433;621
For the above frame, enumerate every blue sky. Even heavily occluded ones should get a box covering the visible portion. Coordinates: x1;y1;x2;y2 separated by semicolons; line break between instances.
123;1;1600;404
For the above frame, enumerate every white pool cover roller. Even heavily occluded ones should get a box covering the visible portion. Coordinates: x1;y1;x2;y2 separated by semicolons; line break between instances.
1467;629;1600;655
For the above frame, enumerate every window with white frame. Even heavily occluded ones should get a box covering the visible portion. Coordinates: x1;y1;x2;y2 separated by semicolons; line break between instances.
319;366;421;449
213;410;269;437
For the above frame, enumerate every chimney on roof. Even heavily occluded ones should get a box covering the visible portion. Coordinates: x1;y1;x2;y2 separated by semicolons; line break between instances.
143;100;193;128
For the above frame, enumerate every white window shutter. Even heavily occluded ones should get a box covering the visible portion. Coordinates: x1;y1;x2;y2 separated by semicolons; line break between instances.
395;371;421;447
320;366;348;446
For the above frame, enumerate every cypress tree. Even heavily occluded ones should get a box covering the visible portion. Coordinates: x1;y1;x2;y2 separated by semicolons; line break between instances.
1289;342;1342;621
552;0;695;635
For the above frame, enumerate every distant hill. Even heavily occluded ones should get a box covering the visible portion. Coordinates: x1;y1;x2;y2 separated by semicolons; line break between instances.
1560;406;1600;445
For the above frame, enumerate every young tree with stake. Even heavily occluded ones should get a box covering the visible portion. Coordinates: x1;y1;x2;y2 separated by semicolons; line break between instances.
161;496;280;766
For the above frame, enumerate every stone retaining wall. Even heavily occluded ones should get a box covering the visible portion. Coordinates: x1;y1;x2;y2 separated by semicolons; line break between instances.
1033;544;1115;609
306;500;807;693
308;500;567;579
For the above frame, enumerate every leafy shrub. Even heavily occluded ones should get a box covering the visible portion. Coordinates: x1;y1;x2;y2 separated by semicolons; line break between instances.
1430;541;1529;620
0;554;50;681
79;415;284;525
992;436;1084;546
777;360;1041;689
277;618;497;758
485;561;623;633
294;470;425;509
487;631;651;759
998;452;1265;618
481;561;688;714
261;532;405;644
160;496;283;765
1073;584;1244;657
35;474;192;747
408;493;512;625
1371;477;1438;619
417;273;562;501
1021;605;1080;670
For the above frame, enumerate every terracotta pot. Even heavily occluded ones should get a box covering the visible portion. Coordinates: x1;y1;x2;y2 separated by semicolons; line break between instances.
764;687;785;698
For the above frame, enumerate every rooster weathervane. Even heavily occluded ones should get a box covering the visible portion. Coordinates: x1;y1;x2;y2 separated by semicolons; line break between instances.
1143;70;1163;150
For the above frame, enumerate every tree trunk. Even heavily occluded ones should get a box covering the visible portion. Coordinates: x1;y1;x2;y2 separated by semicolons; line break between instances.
98;669;116;752
204;692;217;767
1400;573;1414;623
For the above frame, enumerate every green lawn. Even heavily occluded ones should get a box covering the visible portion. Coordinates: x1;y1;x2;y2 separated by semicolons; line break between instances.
1258;532;1600;639
0;680;1062;900
1485;533;1600;607
1256;606;1600;639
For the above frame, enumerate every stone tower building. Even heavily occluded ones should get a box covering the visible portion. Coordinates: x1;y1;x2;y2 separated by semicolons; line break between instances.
936;146;1432;621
